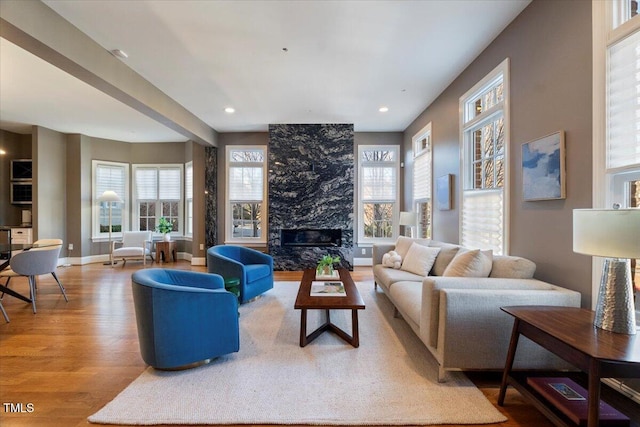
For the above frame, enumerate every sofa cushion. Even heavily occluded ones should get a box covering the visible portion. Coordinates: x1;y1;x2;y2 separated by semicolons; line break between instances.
490;256;536;279
388;281;422;327
394;236;430;259
443;249;493;278
400;244;441;276
374;264;424;289
428;242;461;276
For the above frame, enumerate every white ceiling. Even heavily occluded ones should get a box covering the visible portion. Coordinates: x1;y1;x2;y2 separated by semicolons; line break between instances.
0;0;530;143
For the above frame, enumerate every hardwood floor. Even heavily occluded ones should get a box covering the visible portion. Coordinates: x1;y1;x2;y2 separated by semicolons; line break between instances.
0;261;553;427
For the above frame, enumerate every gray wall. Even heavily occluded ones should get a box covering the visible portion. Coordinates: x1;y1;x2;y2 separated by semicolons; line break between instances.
403;0;593;306
33;126;67;243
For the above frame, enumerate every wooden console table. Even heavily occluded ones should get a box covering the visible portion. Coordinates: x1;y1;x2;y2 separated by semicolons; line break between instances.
498;306;640;427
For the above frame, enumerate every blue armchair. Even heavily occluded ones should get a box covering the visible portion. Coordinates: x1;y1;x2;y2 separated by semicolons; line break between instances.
207;245;274;303
131;268;239;370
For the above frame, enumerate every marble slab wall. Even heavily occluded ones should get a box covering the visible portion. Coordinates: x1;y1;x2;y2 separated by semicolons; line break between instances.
204;146;217;250
268;124;354;270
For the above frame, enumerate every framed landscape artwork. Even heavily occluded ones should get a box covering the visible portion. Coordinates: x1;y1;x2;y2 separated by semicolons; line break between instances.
522;131;566;201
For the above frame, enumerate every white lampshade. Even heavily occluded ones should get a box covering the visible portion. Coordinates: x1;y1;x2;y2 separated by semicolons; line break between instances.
399;211;417;226
573;209;640;259
98;190;123;203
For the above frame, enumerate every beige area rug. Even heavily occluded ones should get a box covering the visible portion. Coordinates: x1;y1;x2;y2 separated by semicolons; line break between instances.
89;281;507;425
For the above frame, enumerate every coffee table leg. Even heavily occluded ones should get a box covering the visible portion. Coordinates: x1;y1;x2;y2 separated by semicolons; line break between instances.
300;308;308;347
351;309;359;348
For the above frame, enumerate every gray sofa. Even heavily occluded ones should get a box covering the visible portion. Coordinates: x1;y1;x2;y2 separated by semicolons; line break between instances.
373;237;581;381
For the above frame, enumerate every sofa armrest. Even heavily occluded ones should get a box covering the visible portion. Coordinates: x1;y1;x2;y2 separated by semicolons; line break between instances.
420;277;581;349
372;244;395;266
434;288;581;370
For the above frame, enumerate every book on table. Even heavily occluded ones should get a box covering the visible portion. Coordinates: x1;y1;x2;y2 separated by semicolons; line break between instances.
526;377;630;426
310;281;346;296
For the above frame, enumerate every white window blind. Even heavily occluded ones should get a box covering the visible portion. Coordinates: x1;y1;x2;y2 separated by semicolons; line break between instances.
96;164;125;198
135;168;157;199
413;152;431;201
362;166;396;201
185;163;193;200
461;189;504;253
607;30;640;169
229;167;263;201
159;168;181;200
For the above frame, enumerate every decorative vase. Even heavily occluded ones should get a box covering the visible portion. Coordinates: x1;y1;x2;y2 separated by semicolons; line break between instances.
317;265;333;277
163;233;171;242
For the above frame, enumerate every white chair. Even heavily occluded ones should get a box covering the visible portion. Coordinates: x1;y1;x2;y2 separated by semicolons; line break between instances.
111;231;153;267
8;244;66;314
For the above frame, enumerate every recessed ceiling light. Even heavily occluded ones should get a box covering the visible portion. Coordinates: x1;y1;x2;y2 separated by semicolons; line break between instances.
224;107;235;114
379;106;389;113
110;49;129;59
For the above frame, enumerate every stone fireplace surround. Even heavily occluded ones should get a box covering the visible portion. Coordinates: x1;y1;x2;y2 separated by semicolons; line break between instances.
268;124;354;271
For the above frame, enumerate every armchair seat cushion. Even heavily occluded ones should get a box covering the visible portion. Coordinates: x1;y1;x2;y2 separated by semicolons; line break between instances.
245;264;271;283
113;247;148;257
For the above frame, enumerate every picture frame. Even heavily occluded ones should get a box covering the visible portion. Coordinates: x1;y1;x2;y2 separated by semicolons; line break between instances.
522;131;566;201
436;174;452;210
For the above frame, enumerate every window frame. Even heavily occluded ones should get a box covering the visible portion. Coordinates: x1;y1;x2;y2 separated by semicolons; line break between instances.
459;58;510;255
92;160;129;240
357;144;400;245
132;164;184;237
185;161;193;237
412;123;433;239
225;145;267;245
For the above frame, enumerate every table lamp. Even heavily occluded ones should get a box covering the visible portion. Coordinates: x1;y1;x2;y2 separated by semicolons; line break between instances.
399;211;417;238
98;190;123;266
573;208;640;334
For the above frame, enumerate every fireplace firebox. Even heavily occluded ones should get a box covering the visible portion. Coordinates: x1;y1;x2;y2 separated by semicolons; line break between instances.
280;229;342;247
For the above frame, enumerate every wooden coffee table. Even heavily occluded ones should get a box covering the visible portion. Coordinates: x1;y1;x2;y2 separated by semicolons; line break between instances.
294;268;365;348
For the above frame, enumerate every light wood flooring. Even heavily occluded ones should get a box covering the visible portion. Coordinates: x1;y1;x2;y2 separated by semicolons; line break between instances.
0;261;554;427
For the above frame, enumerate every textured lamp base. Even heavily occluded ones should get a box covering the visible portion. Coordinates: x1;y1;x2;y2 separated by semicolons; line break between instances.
594;258;636;334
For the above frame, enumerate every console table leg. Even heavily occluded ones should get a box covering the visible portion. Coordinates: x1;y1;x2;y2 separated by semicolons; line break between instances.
498;318;521;406
587;362;601;427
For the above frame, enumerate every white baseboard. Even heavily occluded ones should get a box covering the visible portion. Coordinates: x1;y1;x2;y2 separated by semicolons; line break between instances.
191;257;206;266
61;252;196;266
353;257;372;266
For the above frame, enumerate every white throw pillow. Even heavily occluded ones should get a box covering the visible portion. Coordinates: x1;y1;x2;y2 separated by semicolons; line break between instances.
382;251;402;269
394;236;430;259
400;243;441;276
442;249;493;278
